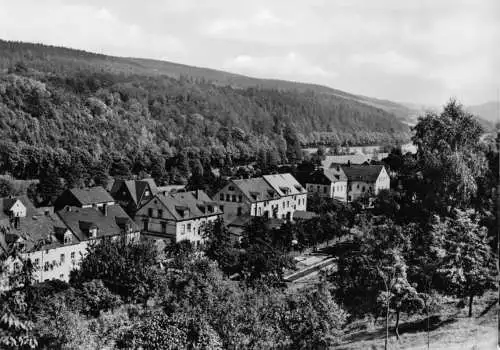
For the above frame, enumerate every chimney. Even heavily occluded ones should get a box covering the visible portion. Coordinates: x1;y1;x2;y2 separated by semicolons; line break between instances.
347;160;351;167
102;203;108;216
194;189;200;200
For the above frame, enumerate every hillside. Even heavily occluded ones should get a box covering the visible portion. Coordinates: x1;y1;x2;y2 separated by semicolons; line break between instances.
468;101;499;126
0;39;411;183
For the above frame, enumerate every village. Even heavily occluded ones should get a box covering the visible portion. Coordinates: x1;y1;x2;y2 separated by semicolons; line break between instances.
0;150;391;288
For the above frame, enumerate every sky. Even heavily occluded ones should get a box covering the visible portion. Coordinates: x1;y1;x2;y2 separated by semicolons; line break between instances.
0;0;498;105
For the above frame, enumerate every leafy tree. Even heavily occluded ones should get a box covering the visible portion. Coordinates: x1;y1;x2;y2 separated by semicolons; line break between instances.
412;99;487;215
430;209;496;317
202;218;241;276
71;239;160;304
0;179;15;197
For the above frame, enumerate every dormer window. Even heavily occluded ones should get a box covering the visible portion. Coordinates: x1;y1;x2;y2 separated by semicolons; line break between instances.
145;190;150;197
64;233;72;245
90;228;98;238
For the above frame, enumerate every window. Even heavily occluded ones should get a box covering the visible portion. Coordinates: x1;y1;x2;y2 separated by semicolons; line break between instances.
143;220;148;231
220;193;224;201
258;207;262;216
44;262;49;271
148;208;153;217
228;186;235;191
287;201;290;208
161;222;167;234
145;190;150;197
71;252;75;260
60;254;65;263
59;274;64;279
316;185;320;192
232;195;237;202
238;195;243;202
158;209;163;218
34;258;39;266
187;223;192;232
362;186;365;192
219;205;224;212
14;262;19;271
237;207;242;216
323;186;327;193
282;202;285;209
64;234;71;245
226;194;231;201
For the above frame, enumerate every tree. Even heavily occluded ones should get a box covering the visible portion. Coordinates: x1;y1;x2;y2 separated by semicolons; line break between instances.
71;239;160;304
430;209;496;317
331;220;423;340
412;99;487;215
202;218;241;276
0;179;15;197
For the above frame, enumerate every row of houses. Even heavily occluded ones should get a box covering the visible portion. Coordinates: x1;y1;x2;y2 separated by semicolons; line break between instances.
0;164;389;288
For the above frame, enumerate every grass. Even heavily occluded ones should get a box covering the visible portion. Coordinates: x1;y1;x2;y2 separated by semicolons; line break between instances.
332;291;498;350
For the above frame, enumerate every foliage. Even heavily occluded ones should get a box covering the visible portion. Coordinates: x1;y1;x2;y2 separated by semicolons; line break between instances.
70;239;161;304
430;209;496;317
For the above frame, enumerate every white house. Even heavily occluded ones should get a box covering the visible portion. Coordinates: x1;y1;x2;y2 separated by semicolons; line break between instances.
135;190;222;247
306;166;348;202
215;173;307;222
341;164;390;202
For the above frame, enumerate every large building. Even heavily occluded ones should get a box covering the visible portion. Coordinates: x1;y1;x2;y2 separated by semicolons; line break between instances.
1;189;140;289
135;190;222;247
215;173;307;222
0;196;85;289
342;164;390;202
305;167;348;202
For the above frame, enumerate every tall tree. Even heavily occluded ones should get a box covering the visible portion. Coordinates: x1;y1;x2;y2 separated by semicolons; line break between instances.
430;209;496;317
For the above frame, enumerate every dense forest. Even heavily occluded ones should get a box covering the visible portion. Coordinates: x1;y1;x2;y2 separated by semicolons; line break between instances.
0;40;409;190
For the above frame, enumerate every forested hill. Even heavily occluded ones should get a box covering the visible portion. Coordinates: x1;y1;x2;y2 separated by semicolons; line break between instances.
0;39;410;182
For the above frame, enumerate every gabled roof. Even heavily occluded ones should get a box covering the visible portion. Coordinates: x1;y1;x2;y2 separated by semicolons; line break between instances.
232;178;277;202
57;204;139;241
341;165;386;183
69;187;114;206
110;179;159;206
147;190;222;222
0;195;36;221
262;173;306;196
322;154;371;168
307;168;347;185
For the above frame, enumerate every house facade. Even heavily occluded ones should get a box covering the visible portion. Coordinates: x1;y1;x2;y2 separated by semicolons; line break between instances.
215;173;307;222
0;196;87;289
342;165;390;202
306;167;348;202
135;190;222;247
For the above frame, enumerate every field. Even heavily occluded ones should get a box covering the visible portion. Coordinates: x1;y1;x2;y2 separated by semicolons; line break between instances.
333;291;498;350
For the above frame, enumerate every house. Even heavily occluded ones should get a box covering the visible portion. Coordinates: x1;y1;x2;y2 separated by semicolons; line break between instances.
0;196;85;289
215;173;307;222
109;179;158;215
54;186;115;211
341;164;390;202
226;215;284;244
56;204;140;246
135;190;222;247
305;166;348;202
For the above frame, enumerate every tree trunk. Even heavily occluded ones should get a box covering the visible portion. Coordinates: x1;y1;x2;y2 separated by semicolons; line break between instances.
385;302;389;350
395;309;400;340
468;294;474;317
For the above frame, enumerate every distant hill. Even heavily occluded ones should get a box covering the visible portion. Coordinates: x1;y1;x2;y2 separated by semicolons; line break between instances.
467;102;499;126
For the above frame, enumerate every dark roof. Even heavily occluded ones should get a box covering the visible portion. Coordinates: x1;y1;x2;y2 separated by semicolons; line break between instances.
307;168;347;185
57;204;139;241
341;165;385;182
227;215;284;230
110;179;159;206
148;190;222;222
232;178;278;202
69;187;114;206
